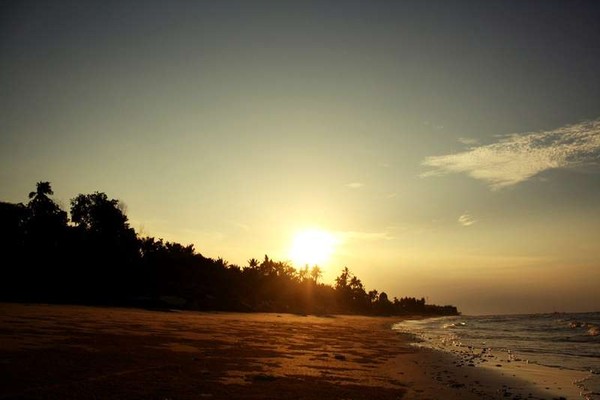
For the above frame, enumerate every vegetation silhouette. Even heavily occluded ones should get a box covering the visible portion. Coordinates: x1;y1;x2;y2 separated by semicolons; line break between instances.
0;182;458;316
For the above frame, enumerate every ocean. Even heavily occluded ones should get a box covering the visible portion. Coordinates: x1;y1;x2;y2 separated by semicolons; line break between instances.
393;312;600;399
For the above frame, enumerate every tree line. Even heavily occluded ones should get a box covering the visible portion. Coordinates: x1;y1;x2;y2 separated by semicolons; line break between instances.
0;181;459;316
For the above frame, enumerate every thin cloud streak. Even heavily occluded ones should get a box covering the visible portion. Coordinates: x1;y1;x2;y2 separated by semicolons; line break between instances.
337;230;395;242
346;182;364;189
458;213;476;227
422;119;600;189
458;137;479;146
232;222;251;232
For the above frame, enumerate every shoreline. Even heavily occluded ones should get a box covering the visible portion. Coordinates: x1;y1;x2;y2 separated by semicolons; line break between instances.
398;337;590;400
395;317;595;400
0;303;588;399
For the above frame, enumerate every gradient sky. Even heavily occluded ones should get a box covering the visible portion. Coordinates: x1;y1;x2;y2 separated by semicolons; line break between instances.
2;1;599;315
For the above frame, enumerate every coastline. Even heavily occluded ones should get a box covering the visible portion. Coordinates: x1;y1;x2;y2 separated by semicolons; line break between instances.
0;303;587;399
395;316;595;400
397;339;589;400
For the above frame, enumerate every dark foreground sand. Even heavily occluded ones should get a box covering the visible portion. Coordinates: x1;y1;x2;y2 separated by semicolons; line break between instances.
0;304;584;399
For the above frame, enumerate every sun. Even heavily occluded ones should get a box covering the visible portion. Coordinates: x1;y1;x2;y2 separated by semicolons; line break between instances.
289;229;338;267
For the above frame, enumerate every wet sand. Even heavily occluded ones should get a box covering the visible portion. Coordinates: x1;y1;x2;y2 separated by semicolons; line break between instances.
0;304;586;399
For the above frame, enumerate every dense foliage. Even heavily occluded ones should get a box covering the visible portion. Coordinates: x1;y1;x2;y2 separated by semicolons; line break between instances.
0;182;459;316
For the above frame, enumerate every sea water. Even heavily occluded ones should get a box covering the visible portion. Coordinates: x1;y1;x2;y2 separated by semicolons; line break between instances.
393;312;600;399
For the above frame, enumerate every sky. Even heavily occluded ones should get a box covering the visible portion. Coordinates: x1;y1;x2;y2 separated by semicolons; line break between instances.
1;0;599;315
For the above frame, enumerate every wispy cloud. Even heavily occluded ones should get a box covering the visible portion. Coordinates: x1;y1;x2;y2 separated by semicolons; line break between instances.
458;137;479;146
422;119;600;189
337;230;395;241
345;182;364;189
232;222;250;232
458;213;476;227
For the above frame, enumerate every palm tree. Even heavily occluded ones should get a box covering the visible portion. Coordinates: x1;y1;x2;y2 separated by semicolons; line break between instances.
216;257;229;268
298;265;309;282
310;265;322;284
28;181;53;202
26;181;66;224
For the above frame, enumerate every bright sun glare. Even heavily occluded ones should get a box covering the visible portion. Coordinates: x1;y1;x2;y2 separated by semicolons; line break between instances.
289;229;337;267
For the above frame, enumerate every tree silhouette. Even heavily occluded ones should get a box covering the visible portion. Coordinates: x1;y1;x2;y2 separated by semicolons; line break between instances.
298;265;310;282
378;292;388;303
26;181;67;227
0;181;459;316
335;267;351;290
310;265;322;284
0;202;28;300
70;192;140;302
368;289;379;304
28;181;53;202
71;192;130;235
19;182;69;300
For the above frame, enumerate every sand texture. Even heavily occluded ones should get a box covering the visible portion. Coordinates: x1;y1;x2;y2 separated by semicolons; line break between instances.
0;304;585;399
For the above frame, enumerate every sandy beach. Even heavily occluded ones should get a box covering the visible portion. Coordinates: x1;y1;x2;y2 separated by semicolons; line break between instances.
0;304;586;399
